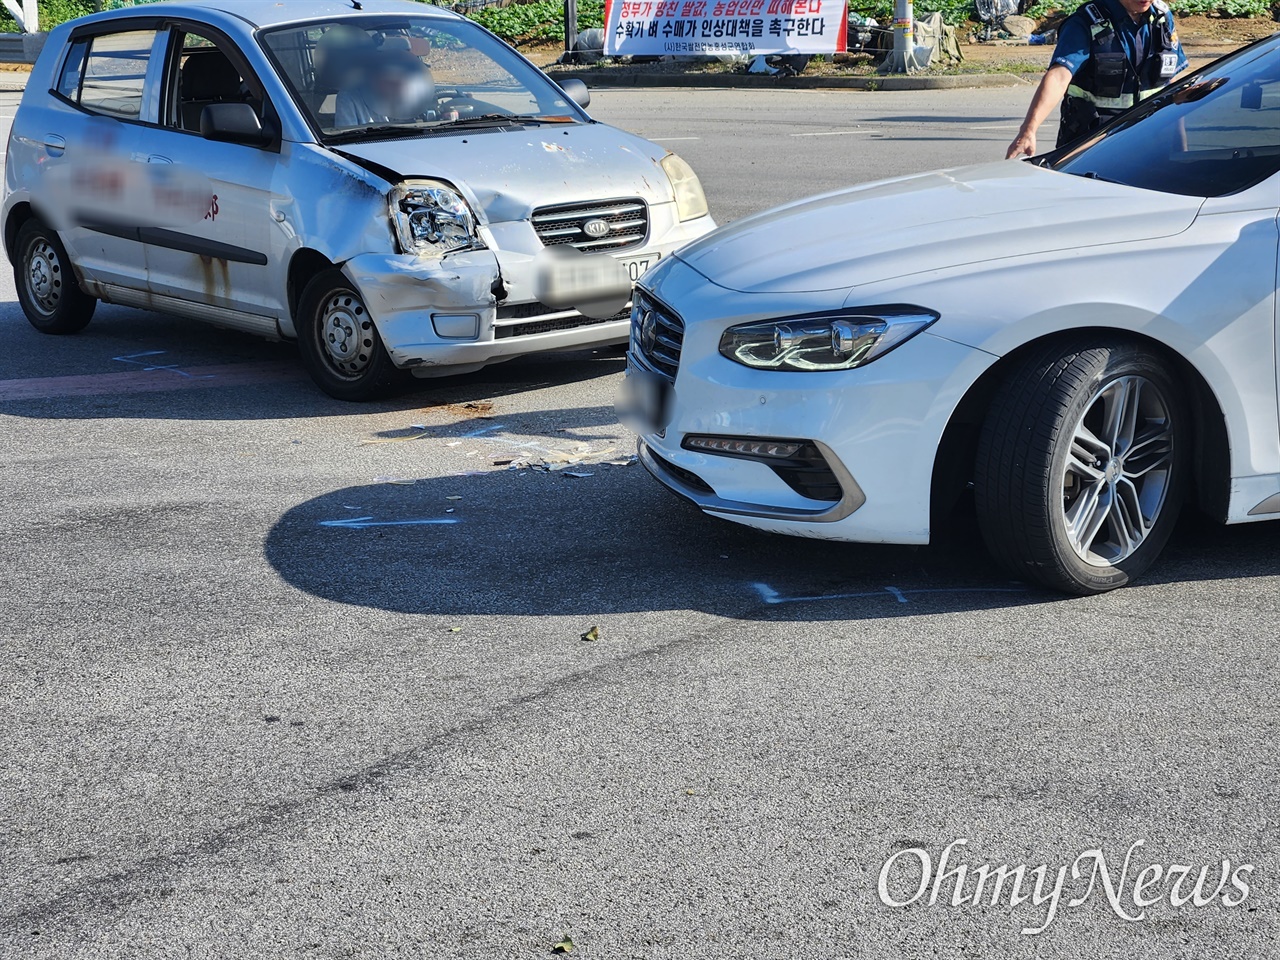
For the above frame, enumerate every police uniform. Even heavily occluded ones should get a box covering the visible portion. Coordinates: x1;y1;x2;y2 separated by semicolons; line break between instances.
1051;0;1188;147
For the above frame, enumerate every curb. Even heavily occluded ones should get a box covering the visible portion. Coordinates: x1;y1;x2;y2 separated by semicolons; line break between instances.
551;69;1034;90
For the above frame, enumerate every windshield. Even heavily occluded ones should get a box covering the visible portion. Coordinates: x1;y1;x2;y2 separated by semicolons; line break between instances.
259;15;584;141
1052;37;1280;197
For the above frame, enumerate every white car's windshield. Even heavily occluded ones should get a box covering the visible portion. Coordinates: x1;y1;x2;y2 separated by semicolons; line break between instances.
1052;37;1280;198
260;15;584;141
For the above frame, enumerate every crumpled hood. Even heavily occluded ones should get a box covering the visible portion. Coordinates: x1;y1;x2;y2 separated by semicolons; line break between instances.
675;161;1205;294
336;122;675;224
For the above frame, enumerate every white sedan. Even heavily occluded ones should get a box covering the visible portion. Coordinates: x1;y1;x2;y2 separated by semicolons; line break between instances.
622;38;1280;594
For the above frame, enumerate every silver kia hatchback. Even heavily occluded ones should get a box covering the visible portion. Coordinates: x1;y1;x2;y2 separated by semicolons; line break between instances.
2;0;715;399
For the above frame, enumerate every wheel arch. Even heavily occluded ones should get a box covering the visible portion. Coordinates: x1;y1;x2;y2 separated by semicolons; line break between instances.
930;328;1231;529
4;201;36;268
284;247;338;339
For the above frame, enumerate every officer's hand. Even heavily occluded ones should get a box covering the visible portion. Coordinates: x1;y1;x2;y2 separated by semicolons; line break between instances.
1006;129;1036;160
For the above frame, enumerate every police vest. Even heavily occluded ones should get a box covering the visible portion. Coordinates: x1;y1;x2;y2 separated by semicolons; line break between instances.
1065;1;1179;113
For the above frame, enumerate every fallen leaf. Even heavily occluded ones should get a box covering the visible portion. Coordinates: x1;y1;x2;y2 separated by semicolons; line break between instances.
551;934;574;954
580;625;600;642
448;627;462;633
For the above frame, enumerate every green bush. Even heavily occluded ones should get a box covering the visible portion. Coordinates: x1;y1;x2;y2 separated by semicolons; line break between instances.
1170;0;1271;15
465;0;605;44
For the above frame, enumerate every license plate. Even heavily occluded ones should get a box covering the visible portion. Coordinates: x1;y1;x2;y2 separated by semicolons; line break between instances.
619;253;660;283
618;354;671;436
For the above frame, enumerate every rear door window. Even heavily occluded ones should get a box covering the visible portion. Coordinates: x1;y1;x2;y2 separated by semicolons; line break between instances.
74;29;160;121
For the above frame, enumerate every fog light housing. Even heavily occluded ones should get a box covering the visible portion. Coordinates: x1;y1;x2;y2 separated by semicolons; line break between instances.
432;313;480;339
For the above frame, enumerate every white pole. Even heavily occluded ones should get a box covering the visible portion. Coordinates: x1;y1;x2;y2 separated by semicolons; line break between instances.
879;0;923;74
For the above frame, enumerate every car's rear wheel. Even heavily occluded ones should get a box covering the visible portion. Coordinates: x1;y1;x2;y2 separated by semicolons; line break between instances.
14;218;96;335
974;339;1186;594
295;269;403;402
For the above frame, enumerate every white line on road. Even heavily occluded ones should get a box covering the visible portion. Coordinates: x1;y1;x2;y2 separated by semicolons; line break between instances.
789;130;871;137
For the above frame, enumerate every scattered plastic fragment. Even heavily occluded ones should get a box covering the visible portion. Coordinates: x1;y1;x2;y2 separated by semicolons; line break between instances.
374;476;416;485
551;935;575;954
564;471;595;478
445;495;463;501
580;625;600;642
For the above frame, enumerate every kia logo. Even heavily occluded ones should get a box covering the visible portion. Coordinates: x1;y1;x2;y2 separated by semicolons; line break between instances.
582;218;611;239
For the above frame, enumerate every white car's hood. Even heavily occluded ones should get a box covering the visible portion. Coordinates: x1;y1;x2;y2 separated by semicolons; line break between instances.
335;122;674;224
674;161;1205;295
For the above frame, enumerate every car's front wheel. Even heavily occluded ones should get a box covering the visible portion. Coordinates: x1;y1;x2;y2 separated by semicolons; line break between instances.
14;218;96;335
295;269;403;402
974;339;1186;594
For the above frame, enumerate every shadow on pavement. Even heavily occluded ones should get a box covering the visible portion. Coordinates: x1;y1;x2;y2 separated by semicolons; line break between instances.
0;303;627;421
265;463;1058;622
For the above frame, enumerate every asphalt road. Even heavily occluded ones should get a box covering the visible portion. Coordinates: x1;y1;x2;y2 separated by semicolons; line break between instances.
2;85;1279;960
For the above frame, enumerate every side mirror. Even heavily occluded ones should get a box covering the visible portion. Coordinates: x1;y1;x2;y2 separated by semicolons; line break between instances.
559;78;591;109
201;102;272;146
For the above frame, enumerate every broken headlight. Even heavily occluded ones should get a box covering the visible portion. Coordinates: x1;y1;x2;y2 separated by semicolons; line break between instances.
660;153;709;222
391;180;482;257
719;306;938;372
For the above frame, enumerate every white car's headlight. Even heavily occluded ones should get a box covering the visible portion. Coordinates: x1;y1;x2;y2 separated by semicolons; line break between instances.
660;153;708;222
719;307;938;372
391;181;482;257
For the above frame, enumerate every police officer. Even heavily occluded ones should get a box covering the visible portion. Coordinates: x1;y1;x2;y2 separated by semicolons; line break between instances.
1006;0;1187;158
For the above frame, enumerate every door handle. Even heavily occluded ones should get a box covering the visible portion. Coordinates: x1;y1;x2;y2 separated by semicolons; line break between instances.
147;154;172;164
42;134;65;156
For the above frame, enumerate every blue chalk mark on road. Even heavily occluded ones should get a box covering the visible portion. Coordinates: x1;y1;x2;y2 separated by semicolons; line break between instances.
113;350;216;379
754;582;1027;605
459;422;507;438
319;516;460;529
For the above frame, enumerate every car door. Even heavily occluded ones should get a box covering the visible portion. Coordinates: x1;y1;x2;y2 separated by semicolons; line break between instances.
134;24;285;325
44;24;166;292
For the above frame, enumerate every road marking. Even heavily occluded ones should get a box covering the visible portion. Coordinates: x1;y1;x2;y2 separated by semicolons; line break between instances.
753;582;1027;605
319;516;461;529
789;130;871;137
113;350;216;379
0;361;305;400
459;422;507;438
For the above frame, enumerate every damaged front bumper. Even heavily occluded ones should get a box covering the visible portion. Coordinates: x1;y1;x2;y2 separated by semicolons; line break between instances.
344;215;711;376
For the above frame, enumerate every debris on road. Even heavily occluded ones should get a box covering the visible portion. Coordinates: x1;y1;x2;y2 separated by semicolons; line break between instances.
374;476;417;485
580;625;600;642
551;934;575;954
564;471;595;478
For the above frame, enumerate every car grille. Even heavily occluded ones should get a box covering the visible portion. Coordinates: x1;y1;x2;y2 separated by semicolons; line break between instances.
495;301;629;339
632;290;683;382
532;198;649;252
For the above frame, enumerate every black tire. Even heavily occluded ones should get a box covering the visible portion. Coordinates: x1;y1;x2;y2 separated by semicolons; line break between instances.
14;218;95;335
974;338;1187;595
295;268;404;402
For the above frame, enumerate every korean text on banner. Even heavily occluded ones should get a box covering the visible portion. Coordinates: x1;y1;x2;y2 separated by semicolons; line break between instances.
603;0;849;57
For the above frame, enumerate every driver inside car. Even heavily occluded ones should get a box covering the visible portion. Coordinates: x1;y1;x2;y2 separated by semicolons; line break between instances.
334;40;437;128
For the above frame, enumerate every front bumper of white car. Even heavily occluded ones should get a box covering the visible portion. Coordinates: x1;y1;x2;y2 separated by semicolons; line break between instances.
344;201;713;376
626;257;998;545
